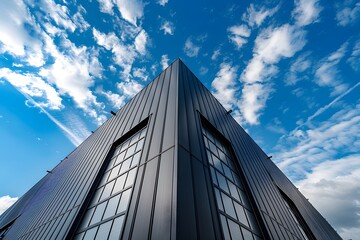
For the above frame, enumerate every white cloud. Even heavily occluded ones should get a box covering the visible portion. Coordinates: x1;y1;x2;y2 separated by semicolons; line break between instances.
40;0;76;32
0;0;45;67
336;1;360;26
242;4;279;27
0;68;63;110
72;6;90;32
211;49;221;61
227;24;251;49
211;62;238;110
158;0;169;6
97;0;114;14
39;33;104;121
133;67;148;81
0;195;18;215
240;24;306;124
183;36;201;57
161;54;169;70
292;0;322;26
286;52;311;85
296;154;360;237
274;103;360;180
117;80;143;98
92;28;136;78
315;43;348;96
348;39;360;71
98;88;126;109
114;0;144;26
134;29;148;55
240;83;272;125
297;82;360;130
160;20;175;35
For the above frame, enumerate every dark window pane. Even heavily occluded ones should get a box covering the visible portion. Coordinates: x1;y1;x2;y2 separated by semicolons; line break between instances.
207;151;213;165
213;154;223;173
218;150;226;163
241;227;254;240
246;210;260;234
217;171;229;194
209;141;218;155
239;189;251;207
103;194;121;220
220;214;231;240
95;220;112;240
234;202;249;227
228;180;241;202
117;189;131;214
83;227;98;240
222;192;237;219
210;166;218;186
214;188;224;211
228;218;242;240
223;164;233;180
89;201;107;226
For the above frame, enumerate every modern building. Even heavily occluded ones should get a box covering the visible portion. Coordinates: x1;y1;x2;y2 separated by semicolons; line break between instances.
0;59;341;240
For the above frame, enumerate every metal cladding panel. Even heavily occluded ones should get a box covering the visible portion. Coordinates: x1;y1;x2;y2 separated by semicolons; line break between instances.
1;59;341;240
175;59;341;240
0;61;179;240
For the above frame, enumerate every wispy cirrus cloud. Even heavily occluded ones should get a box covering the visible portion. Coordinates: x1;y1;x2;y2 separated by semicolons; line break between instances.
315;42;349;96
240;24;306;124
335;0;360;26
242;3;279;27
285;52;311;85
293;0;322;26
348;39;360;71
0;68;63;110
273;101;360;238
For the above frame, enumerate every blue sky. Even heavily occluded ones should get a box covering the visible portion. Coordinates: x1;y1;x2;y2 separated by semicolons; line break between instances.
0;0;359;238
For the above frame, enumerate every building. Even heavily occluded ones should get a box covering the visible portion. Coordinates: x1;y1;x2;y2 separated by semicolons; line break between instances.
0;59;341;240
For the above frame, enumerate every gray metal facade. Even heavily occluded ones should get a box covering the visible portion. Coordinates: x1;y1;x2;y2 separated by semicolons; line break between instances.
0;59;341;240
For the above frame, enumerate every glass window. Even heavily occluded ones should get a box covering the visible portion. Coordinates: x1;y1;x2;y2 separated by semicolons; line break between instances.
228;219;242;240
95;220;112;239
75;126;147;238
83;226;98;240
108;215;124;240
202;124;262;239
